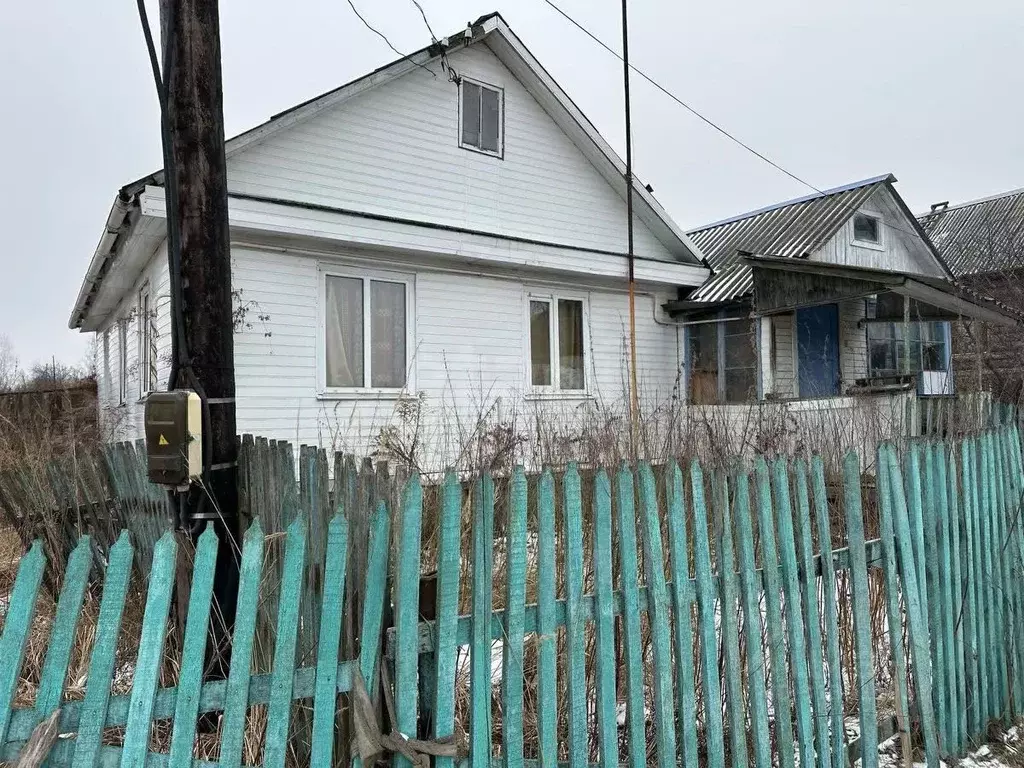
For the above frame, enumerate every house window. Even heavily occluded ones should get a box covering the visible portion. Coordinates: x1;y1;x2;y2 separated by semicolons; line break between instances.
460;79;503;156
529;295;586;391
118;321;128;405
138;283;156;397
688;318;757;404
322;270;410;391
852;213;882;246
867;320;948;377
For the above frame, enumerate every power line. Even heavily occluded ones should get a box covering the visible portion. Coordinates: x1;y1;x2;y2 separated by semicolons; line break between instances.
539;0;935;252
345;0;436;77
539;0;824;196
408;0;439;42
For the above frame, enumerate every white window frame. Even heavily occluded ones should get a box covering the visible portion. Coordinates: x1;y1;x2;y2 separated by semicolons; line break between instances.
117;320;129;406
316;264;415;398
525;290;591;396
458;77;504;158
851;211;885;251
137;282;156;398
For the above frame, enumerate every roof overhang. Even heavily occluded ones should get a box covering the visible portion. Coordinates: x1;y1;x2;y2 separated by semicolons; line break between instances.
745;255;1023;327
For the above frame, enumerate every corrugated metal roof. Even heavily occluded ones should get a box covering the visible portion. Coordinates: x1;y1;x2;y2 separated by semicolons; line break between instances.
918;187;1024;276
685;175;895;303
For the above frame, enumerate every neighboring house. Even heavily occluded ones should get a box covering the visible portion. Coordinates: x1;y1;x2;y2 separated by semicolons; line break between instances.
919;187;1024;403
674;175;1019;444
69;13;709;467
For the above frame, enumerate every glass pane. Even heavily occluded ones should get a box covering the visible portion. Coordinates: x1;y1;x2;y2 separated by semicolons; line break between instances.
854;214;880;243
869;339;895;375
370;280;406;388
325;276;364;387
689;323;718;372
558;299;585;390
530;300;551;386
724;320;755;368
922;322;947;371
461;82;481;147
724;367;756;403
480;87;500;152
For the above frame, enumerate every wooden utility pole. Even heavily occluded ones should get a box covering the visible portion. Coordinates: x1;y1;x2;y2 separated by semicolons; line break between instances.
160;0;239;672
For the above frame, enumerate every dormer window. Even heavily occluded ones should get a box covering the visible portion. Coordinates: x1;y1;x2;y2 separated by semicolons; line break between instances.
852;213;882;247
460;78;503;157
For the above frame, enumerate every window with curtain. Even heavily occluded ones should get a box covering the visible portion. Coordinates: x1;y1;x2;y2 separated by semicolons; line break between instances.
867;320;948;377
528;295;586;391
324;273;409;390
687;318;757;404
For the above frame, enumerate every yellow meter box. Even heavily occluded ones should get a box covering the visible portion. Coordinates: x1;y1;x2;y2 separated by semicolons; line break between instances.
143;390;202;488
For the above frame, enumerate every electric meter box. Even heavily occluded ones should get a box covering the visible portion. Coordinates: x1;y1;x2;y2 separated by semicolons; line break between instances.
144;390;202;488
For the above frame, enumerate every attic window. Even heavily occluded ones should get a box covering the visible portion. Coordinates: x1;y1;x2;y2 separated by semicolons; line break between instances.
460;79;503;157
853;213;882;246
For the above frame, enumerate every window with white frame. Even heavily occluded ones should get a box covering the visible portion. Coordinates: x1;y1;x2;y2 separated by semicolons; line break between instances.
322;269;411;391
460;78;503;156
118;320;129;405
852;212;883;247
137;283;156;396
687;318;758;404
528;294;586;391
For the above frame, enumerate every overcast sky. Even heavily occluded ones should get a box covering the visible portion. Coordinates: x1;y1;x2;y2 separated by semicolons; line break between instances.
2;0;1022;368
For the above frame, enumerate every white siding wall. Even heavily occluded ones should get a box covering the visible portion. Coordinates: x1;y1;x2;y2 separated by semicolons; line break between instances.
839;298;868;389
769;313;796;398
810;188;946;276
94;244;171;441
229;245;680;465
227;45;673;263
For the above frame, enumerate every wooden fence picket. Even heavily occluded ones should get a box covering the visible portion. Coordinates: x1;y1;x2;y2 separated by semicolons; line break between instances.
433;473;462;768
946;444;967;752
535;470;558;767
502;467;528;768
666;463;699;768
0;541;45;747
394;474;423;768
616;464;647;768
691;460;725;768
592;469;618;768
470;475;494;766
562;465;588;766
754;458;794;768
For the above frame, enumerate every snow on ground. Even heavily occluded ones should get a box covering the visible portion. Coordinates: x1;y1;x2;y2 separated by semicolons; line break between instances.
870;722;1024;768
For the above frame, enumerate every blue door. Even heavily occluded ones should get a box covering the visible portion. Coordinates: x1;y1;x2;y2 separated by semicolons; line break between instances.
796;304;840;397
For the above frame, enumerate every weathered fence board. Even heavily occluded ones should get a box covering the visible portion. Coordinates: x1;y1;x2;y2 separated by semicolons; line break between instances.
1;424;1023;768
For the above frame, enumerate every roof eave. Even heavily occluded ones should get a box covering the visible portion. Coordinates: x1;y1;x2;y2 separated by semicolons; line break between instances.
68;192;136;330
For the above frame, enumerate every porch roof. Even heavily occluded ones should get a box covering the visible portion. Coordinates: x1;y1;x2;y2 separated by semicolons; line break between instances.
744;255;1024;327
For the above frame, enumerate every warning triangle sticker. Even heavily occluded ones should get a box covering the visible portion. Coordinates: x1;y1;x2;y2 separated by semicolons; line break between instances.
158;434;169;446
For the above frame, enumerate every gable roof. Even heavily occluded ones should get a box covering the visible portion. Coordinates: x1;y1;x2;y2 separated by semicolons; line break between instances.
71;12;705;329
685;173;949;304
918;187;1024;276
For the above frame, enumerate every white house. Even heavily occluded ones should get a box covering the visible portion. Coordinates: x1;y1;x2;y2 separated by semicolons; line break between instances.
70;13;710;469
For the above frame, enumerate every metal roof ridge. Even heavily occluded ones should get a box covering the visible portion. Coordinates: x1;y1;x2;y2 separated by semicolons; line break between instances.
688;173;895;234
917;185;1024;219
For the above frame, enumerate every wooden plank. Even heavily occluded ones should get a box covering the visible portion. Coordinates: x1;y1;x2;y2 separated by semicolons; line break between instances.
34;538;91;719
264;516;308;768
502;468;527;768
906;446;929;628
811;456;846;768
616;464;647;768
884;445;941;768
219;520;265;768
666;463;699;768
394;474;423;768
433;473;462;768
562;466;588;767
691;460;725;768
639;463;678;768
935;443;957;752
921;442;947;753
754;458;794;768
70;533;133;768
0;542;45;746
947;444;967;753
1001;428;1024;720
470;476;495;765
991;431;1012;718
535;470;558;767
876;446;913;768
842;451;877;768
733;469;771;768
311;513;349;767
119;530;176;768
960;439;982;741
772;459;815;768
592;469;618;768
713;471;747;768
793;460;830;768
980;434;999;722
168;526;219;768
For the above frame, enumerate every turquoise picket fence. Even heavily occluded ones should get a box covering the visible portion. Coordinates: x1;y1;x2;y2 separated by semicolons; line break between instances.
1;426;1023;767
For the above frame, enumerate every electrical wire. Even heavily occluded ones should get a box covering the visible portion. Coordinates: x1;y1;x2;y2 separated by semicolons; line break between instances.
539;0;933;250
405;0;460;82
345;0;437;77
